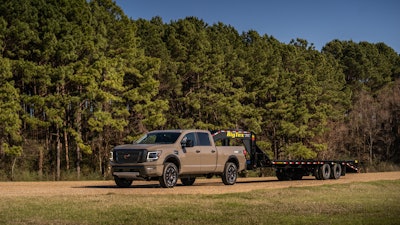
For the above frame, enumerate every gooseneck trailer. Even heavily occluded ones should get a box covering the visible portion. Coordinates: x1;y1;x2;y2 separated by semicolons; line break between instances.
211;130;359;181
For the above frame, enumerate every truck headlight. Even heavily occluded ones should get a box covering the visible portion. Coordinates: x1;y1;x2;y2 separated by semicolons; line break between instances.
147;151;161;162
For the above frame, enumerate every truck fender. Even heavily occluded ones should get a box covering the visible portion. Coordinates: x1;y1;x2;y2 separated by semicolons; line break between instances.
226;155;240;168
163;154;181;172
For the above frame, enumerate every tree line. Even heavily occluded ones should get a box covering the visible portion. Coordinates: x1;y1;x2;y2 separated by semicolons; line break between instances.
0;0;399;180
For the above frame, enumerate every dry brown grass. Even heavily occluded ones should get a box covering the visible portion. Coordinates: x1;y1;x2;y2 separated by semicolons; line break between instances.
0;174;399;224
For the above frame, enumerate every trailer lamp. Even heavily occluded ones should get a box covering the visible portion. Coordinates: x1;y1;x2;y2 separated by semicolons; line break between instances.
147;151;161;162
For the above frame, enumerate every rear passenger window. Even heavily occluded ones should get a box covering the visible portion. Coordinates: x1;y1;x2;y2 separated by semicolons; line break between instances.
197;132;211;146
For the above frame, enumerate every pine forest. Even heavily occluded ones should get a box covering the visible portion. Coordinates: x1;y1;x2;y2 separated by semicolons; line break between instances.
0;0;399;180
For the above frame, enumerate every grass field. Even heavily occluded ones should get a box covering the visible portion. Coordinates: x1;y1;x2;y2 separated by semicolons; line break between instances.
0;180;399;225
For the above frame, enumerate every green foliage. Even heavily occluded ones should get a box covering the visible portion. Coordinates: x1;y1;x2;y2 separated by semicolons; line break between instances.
323;40;398;92
0;57;22;157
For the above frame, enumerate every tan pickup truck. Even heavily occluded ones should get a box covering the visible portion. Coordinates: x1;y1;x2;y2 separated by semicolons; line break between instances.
110;129;247;188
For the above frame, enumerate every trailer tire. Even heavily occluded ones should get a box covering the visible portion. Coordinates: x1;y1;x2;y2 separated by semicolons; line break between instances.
314;167;322;180
330;164;342;179
159;163;178;188
114;177;133;188
318;164;331;180
222;162;238;185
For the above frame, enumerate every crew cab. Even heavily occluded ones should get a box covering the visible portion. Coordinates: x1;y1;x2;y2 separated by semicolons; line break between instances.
110;129;247;188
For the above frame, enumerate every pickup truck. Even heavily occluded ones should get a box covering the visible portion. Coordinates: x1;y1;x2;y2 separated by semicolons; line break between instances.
110;129;247;188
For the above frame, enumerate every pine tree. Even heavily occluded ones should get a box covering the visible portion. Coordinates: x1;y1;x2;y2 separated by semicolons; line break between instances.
0;57;23;180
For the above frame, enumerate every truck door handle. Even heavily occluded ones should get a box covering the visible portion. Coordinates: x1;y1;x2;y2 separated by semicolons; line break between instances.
211;150;216;153
196;150;200;153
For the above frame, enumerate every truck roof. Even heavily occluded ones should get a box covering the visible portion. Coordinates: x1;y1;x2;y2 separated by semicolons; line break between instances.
148;129;211;133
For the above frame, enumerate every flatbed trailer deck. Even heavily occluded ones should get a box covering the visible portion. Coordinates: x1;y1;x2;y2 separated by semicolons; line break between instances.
212;130;359;181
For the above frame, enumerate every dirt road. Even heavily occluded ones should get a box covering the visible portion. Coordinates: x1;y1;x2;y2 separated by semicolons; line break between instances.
1;172;399;197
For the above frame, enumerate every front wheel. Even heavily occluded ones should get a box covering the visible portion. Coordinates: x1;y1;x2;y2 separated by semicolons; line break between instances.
159;163;178;188
222;162;238;185
114;176;133;188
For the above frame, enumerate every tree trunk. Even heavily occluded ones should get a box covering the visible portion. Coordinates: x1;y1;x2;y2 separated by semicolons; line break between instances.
369;132;373;164
273;126;278;160
11;157;17;181
76;145;81;180
56;126;61;181
64;127;69;170
76;101;83;180
38;146;43;179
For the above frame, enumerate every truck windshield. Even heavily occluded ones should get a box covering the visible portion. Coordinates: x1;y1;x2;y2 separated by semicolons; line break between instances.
136;132;181;144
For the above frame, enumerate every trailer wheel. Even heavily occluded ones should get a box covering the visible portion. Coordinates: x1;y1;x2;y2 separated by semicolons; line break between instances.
314;167;321;180
330;164;342;179
222;162;238;185
318;164;331;180
114;177;133;188
314;170;321;180
159;163;178;188
181;177;196;186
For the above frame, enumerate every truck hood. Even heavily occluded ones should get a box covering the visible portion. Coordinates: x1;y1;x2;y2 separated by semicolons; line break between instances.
114;144;174;151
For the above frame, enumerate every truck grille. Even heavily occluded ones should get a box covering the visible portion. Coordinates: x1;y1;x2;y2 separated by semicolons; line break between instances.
114;149;147;164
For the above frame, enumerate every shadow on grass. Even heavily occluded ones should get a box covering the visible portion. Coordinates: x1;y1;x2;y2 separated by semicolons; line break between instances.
75;176;317;189
75;183;161;189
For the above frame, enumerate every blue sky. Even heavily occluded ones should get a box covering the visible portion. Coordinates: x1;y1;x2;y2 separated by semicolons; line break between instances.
114;0;399;53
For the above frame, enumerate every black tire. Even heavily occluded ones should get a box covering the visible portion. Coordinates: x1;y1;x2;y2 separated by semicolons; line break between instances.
318;164;331;180
330;164;342;179
221;162;238;185
159;163;178;188
314;167;322;180
114;176;133;188
181;177;196;186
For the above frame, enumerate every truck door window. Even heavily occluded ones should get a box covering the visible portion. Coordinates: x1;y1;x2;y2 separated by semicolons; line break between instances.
183;132;197;146
197;132;211;146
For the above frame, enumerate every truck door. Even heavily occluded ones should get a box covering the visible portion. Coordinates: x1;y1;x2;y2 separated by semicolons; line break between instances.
180;132;201;174
196;132;217;172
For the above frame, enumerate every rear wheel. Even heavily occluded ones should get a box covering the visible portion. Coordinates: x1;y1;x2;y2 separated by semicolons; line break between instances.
330;164;342;179
222;162;238;185
318;164;331;180
159;163;178;188
114;177;133;188
181;177;196;186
